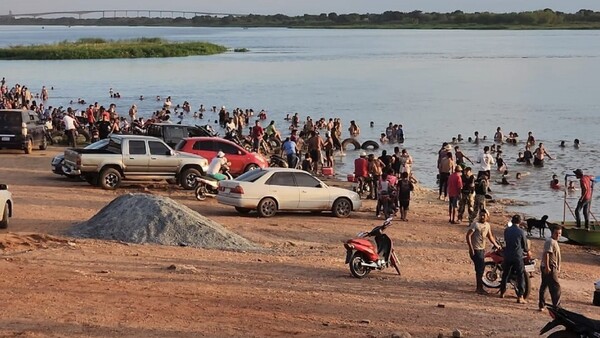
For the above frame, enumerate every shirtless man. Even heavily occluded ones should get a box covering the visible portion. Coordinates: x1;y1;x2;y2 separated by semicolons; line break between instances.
307;131;324;173
494;127;504;143
455;146;474;168
533;143;553;167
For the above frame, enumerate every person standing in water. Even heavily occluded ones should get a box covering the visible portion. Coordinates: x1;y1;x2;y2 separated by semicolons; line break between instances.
533;142;553;167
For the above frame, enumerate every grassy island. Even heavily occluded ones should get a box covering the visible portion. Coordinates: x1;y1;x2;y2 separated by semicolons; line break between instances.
0;38;228;60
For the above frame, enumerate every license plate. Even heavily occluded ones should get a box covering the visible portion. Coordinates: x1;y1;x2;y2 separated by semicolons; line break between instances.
1;137;9;141
525;262;536;272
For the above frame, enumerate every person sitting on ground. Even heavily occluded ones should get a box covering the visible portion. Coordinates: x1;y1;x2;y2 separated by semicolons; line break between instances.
301;153;312;172
550;175;560;190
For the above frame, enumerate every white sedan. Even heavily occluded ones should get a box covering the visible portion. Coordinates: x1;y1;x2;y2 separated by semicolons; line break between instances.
0;183;13;229
216;168;362;218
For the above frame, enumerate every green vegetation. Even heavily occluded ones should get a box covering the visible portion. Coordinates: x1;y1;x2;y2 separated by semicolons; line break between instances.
0;38;227;60
2;9;600;29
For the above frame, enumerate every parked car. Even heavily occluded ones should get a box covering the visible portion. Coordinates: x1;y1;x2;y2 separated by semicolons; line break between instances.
216;168;361;218
62;135;209;190
146;123;217;148
176;137;268;176
0;109;47;154
0;183;13;229
52;139;109;177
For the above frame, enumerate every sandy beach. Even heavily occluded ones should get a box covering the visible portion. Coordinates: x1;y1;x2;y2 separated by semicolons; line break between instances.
0;147;598;337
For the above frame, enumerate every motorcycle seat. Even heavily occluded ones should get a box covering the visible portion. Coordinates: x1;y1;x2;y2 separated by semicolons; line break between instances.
560;307;600;331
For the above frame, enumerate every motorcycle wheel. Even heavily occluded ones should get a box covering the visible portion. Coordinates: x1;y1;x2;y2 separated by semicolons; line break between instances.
195;184;207;201
349;252;370;279
482;262;502;288
522;271;531;299
547;331;580;338
390;251;401;276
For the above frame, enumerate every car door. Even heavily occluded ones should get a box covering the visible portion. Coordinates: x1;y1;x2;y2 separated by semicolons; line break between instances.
294;172;331;210
264;172;299;210
122;140;149;175
215;140;244;175
192;140;217;162
148;140;177;175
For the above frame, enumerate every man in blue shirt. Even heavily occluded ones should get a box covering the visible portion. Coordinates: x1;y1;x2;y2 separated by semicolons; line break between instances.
281;137;298;169
500;214;529;303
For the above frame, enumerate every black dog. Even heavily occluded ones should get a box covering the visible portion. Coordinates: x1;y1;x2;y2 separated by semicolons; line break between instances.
526;215;550;238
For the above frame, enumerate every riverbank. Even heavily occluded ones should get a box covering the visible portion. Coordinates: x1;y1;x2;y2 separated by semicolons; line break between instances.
0;148;598;337
0;37;227;60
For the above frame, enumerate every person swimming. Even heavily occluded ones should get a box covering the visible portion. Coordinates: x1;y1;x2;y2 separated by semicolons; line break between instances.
370;121;374;128
516;172;522;180
568;181;577;191
500;170;511;185
550;174;560;189
457;134;463;142
574;138;580;148
559;140;566;148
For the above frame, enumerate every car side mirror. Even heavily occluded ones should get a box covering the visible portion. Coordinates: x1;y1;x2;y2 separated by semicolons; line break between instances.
0;184;7;190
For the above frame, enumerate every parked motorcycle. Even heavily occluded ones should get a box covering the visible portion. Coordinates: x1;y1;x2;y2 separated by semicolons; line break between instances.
481;244;536;299
540;304;600;337
194;168;233;201
343;217;401;278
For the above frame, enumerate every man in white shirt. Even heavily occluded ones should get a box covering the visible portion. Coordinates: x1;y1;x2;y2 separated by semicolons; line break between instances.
477;146;494;178
62;109;78;148
207;151;229;181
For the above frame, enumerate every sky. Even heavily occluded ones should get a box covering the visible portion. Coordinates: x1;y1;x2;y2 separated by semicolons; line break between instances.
1;0;600;16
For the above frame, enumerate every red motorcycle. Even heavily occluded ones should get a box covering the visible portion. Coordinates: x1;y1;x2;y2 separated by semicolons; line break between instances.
343;218;401;278
482;244;536;299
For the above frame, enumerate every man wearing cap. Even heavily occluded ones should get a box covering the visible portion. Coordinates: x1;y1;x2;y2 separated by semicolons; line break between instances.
500;214;530;304
574;169;593;230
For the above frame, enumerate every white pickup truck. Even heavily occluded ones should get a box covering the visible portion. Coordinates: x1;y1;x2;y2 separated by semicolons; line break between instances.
63;135;209;190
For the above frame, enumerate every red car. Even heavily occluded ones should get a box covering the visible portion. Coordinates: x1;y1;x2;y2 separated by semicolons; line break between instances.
176;137;268;176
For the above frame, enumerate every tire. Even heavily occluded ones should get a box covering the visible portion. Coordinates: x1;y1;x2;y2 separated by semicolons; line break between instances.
195;184;207;201
341;138;361;151
99;167;122;190
361;140;379;150
0;203;9;229
77;128;91;143
522;271;531;299
332;198;352;218
268;138;281;149
257;197;277;217
391;250;401;276
349;252;370;278
235;207;251;214
24;138;33;154
482;262;502;289
180;168;201;190
245;164;259;172
243;142;253;152
39;136;48;150
547;331;580;338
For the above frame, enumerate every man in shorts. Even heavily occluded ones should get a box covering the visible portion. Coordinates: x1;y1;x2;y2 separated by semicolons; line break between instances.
466;209;500;294
447;165;463;224
307;131;324;173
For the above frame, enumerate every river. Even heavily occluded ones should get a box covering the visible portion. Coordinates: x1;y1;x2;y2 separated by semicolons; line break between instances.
1;25;599;222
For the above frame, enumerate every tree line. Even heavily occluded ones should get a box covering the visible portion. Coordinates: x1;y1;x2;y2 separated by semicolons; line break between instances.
2;9;600;28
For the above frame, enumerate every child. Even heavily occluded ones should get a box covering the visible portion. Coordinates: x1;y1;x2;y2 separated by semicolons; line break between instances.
550;174;560;189
380;133;388;144
301;153;312;173
568;181;576;191
397;172;414;222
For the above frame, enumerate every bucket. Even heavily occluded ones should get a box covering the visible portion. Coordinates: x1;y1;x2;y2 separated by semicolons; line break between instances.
347;173;355;182
322;167;334;177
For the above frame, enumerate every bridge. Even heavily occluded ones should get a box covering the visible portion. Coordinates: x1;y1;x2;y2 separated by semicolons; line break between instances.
3;10;248;19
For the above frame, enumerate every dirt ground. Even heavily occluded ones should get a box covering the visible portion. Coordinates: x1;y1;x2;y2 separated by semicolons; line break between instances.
0;147;598;338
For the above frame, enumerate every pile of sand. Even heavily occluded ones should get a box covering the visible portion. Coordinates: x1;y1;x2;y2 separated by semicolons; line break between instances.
69;193;257;251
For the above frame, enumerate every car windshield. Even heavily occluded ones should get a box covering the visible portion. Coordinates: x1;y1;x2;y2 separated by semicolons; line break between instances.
236;169;268;182
0;111;22;134
84;139;109;150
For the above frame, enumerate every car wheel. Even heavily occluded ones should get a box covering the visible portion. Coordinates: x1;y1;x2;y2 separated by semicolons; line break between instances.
245;164;259;172
180;168;201;190
235;207;252;214
24;139;33;154
39;136;48;150
99;168;122;190
257;197;277;217
0;203;8;229
332;198;352;218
